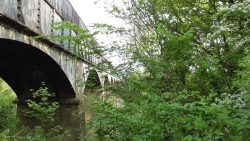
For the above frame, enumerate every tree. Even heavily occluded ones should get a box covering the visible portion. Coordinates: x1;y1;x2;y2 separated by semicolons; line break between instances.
89;0;250;140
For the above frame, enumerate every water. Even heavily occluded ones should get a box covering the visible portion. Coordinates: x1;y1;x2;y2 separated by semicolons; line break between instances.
0;87;99;140
16;104;85;141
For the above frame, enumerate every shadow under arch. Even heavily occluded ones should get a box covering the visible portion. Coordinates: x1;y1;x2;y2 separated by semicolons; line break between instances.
104;75;110;85
103;75;112;91
0;38;76;103
84;69;102;93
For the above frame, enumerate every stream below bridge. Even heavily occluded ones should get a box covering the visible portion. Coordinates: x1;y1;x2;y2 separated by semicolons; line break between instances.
14;94;98;141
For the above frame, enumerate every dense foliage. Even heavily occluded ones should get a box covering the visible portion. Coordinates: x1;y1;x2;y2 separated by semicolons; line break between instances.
1;0;250;140
91;0;250;140
0;78;16;141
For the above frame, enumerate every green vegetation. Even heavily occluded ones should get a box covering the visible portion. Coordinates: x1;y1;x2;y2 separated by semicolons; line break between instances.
0;81;69;141
0;78;16;141
17;84;69;141
31;0;250;140
26;83;59;125
1;0;250;140
89;0;250;140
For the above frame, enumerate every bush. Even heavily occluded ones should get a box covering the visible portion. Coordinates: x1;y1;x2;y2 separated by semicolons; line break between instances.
25;84;59;125
16;84;69;140
92;83;250;141
0;78;16;139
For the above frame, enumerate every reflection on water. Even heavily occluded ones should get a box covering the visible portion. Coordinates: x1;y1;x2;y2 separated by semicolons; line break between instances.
16;104;85;141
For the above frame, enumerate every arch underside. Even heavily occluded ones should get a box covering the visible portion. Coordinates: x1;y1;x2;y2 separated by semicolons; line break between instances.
0;39;76;102
104;76;110;85
84;69;102;93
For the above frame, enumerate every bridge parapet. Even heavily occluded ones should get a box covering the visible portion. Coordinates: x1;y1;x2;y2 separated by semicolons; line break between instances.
0;0;101;64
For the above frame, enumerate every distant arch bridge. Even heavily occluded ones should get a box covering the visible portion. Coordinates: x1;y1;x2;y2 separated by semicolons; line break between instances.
0;0;119;104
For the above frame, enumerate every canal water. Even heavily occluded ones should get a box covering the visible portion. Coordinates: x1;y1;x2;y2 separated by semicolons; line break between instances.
16;104;85;141
14;94;99;141
0;78;99;140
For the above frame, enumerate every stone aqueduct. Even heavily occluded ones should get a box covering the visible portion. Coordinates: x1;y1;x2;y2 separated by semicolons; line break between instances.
0;0;119;103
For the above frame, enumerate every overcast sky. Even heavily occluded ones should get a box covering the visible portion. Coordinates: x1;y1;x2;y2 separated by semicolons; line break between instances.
68;0;125;32
69;1;107;26
68;0;125;65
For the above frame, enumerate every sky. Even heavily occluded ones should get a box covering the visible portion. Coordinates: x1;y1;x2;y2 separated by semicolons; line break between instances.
68;0;125;66
68;0;123;27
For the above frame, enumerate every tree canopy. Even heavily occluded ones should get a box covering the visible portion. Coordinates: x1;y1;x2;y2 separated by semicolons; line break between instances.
91;0;250;140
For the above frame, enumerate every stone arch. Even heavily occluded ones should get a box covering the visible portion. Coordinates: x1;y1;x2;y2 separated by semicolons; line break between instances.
0;38;76;103
112;77;115;83
84;69;102;93
104;75;110;85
